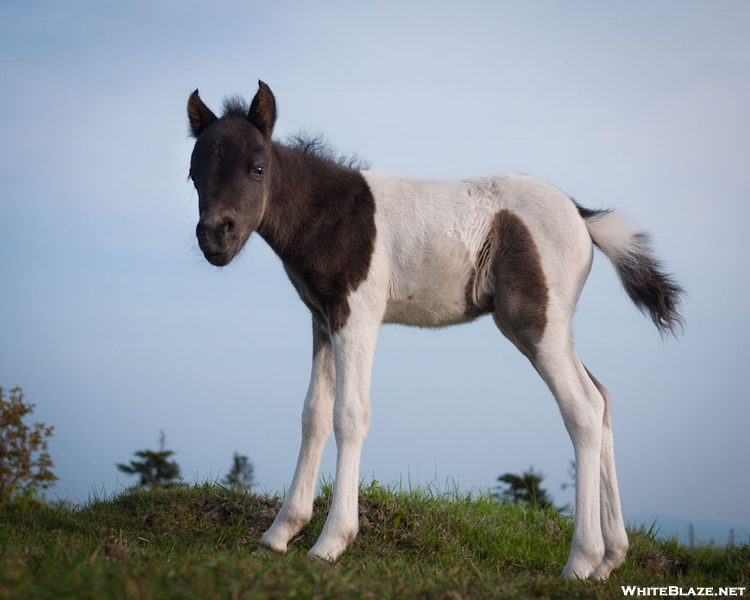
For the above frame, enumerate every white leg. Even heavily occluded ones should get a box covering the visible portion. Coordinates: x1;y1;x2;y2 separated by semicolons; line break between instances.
585;368;629;580
535;343;606;580
259;318;335;553
307;308;380;561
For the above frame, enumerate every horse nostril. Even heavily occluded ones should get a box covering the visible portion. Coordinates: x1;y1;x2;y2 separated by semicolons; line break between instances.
196;222;208;241
223;217;235;235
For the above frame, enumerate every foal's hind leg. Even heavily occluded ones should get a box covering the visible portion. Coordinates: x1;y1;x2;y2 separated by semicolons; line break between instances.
259;318;335;553
584;367;629;580
517;326;606;579
497;318;609;578
487;210;605;579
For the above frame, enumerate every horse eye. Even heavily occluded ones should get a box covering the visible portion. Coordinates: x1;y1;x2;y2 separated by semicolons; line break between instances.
252;165;266;178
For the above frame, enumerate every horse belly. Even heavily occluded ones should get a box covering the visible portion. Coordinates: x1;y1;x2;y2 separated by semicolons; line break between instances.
382;241;476;328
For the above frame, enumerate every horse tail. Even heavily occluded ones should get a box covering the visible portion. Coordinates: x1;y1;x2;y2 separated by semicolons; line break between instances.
574;202;685;337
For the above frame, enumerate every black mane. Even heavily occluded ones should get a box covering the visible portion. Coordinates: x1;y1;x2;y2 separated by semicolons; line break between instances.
222;96;370;170
222;95;251;118
284;132;370;170
221;96;369;170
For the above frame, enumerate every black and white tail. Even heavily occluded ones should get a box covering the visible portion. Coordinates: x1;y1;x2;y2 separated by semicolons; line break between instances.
576;205;685;336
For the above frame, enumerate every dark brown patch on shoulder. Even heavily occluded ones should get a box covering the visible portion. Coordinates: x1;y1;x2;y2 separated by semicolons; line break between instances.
469;209;549;359
258;143;376;333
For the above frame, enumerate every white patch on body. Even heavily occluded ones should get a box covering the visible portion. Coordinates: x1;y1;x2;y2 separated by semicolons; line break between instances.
361;171;593;325
263;169;636;581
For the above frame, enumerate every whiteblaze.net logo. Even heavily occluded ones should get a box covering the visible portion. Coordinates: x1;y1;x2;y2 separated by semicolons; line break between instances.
621;587;746;597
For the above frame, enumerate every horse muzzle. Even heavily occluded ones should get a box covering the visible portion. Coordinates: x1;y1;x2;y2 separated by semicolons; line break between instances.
196;215;240;266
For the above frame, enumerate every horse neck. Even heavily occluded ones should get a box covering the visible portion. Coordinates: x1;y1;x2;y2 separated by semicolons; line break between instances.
257;142;348;260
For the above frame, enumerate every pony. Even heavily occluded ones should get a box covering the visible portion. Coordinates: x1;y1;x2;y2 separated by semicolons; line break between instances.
186;80;683;580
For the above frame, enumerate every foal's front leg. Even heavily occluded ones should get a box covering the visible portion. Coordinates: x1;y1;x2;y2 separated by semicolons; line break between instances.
307;309;380;561
259;318;335;553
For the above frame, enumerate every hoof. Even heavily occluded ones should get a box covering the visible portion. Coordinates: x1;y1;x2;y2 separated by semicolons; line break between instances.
590;550;627;581
253;544;284;556
561;555;600;581
307;548;337;563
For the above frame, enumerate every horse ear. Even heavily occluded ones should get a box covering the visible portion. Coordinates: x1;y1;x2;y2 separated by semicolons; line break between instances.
187;89;217;137
248;80;276;138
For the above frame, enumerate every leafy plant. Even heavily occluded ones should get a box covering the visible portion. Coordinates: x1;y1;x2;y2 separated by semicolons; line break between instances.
0;386;57;504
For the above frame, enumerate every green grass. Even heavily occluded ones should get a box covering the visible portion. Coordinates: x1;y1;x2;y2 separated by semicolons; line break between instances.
1;483;747;599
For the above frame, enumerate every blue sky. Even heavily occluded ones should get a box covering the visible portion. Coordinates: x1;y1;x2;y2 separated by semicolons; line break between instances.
1;1;748;544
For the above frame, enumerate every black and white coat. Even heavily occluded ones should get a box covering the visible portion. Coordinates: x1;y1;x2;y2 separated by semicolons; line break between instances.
187;82;683;581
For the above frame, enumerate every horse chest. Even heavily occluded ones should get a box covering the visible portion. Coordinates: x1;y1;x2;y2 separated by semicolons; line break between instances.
283;264;328;321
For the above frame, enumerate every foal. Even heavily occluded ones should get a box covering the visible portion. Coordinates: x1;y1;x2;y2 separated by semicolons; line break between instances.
187;81;683;580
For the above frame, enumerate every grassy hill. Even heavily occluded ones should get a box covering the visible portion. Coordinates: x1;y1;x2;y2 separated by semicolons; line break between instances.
1;484;747;599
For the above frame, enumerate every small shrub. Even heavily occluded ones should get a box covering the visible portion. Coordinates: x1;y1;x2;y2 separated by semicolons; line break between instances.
222;452;254;491
116;430;181;489
0;386;57;504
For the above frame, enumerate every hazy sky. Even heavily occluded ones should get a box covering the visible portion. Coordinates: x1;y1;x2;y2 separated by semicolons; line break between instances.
1;1;748;542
